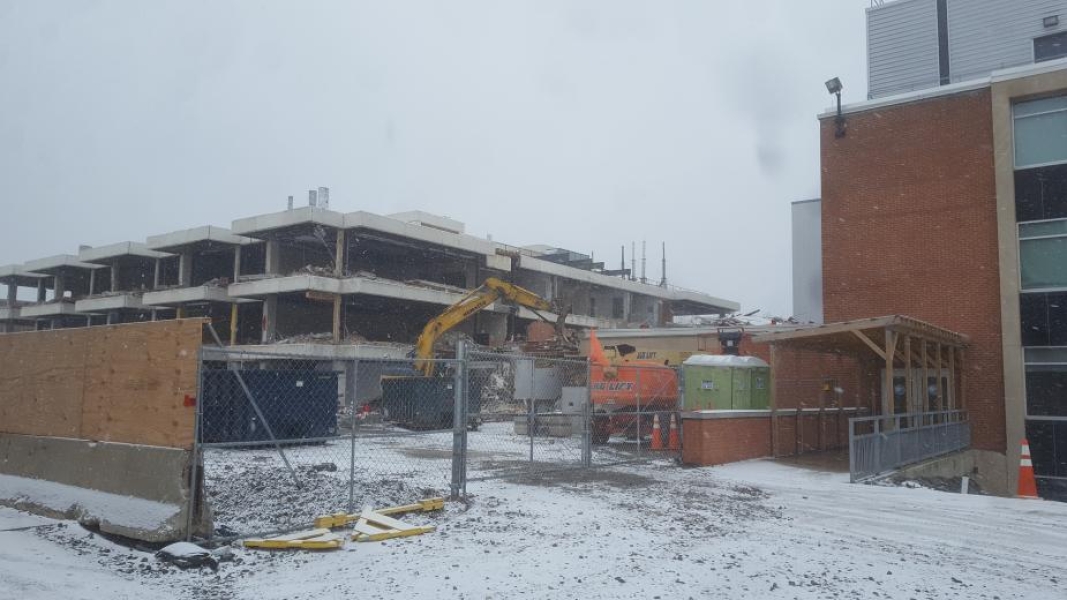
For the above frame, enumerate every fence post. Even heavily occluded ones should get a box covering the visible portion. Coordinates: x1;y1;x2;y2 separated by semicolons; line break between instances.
450;343;467;500
346;359;358;514
635;367;642;457
847;416;855;483
582;358;592;467
528;359;535;463
874;417;882;474
185;347;204;541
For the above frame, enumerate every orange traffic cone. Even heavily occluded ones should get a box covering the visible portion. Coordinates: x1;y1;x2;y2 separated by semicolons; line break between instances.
1018;439;1039;499
667;413;680;451
650;413;664;451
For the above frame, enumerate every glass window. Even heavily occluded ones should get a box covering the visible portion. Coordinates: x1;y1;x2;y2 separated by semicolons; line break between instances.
1035;31;1067;63
1020;237;1067;289
1025;420;1067;478
1015;110;1067;167
1025;346;1067;363
1014;96;1067;168
1014;164;1067;222
1026;365;1067;417
1019;219;1067;239
1015;95;1067;117
1021;292;1067;346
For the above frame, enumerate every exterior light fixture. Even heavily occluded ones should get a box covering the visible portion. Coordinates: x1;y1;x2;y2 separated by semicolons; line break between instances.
1044;15;1059;28
826;77;846;138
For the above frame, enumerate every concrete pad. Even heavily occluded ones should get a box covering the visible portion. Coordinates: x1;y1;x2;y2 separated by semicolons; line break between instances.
145;225;255;251
0;264;48;288
517;254;738;312
78;242;170;263
22;255;105;274
344;211;496;257
231;206;345;235
74;293;146;312
143;285;234;306
20;302;78;318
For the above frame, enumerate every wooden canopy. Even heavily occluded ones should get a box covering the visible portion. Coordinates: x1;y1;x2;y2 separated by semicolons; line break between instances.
752;315;969;418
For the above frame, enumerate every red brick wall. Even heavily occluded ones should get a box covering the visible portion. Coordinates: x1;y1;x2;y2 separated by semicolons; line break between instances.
681;416;772;466
820;89;1004;452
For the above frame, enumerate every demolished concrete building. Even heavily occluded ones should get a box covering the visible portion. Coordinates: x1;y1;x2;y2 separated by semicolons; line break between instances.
0;204;738;354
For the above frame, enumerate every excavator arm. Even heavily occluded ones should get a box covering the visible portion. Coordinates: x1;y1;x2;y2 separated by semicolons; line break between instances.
414;277;567;376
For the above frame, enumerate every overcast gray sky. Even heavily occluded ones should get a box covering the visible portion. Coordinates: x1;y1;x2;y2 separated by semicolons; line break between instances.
0;1;867;315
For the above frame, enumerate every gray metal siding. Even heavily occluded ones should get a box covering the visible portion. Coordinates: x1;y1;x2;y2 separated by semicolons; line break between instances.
791;200;822;324
947;0;1067;83
868;0;942;98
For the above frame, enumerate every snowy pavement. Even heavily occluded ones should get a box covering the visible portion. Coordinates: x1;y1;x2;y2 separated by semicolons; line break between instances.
2;458;1066;600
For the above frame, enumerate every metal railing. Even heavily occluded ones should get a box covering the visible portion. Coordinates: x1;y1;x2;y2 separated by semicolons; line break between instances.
848;410;970;482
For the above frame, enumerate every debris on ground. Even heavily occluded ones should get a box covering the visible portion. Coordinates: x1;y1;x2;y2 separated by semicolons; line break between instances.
155;541;218;571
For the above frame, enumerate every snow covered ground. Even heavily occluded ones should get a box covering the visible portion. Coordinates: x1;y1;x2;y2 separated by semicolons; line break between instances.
3;450;1066;599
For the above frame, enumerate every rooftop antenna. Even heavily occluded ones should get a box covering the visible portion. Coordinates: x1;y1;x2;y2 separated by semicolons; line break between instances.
641;240;647;284
620;245;625;277
623;240;631;279
660;242;667;287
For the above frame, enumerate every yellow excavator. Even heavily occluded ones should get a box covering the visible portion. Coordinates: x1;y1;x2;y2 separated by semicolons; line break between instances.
413;277;570;376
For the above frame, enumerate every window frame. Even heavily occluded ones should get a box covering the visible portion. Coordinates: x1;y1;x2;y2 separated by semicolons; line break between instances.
1013;96;1067;170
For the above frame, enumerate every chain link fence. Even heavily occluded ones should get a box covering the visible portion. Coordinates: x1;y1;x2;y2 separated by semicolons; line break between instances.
190;343;685;539
192;348;457;538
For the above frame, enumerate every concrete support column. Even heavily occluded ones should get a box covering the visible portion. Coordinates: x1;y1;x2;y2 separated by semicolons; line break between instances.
334;230;345;277
153;259;161;290
233;246;242;283
6;282;15;305
37;279;45;302
111;263;120;293
462;261;478;289
623;292;633;324
88;269;96;296
261;295;277;343
53;275;65;300
229;303;239;346
332;295;342;344
264;240;281;276
483;312;508;346
178;251;192;287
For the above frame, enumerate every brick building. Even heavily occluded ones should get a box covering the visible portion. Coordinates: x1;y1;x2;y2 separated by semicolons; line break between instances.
801;0;1067;498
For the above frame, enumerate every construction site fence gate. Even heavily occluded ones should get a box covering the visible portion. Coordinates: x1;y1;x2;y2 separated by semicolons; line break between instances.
188;342;685;540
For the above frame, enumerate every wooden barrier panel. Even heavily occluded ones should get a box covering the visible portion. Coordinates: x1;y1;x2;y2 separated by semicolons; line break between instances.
0;319;205;449
0;328;88;439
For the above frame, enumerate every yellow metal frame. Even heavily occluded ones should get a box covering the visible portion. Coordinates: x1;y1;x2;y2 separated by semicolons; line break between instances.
413;277;565;376
314;497;444;529
244;528;345;550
